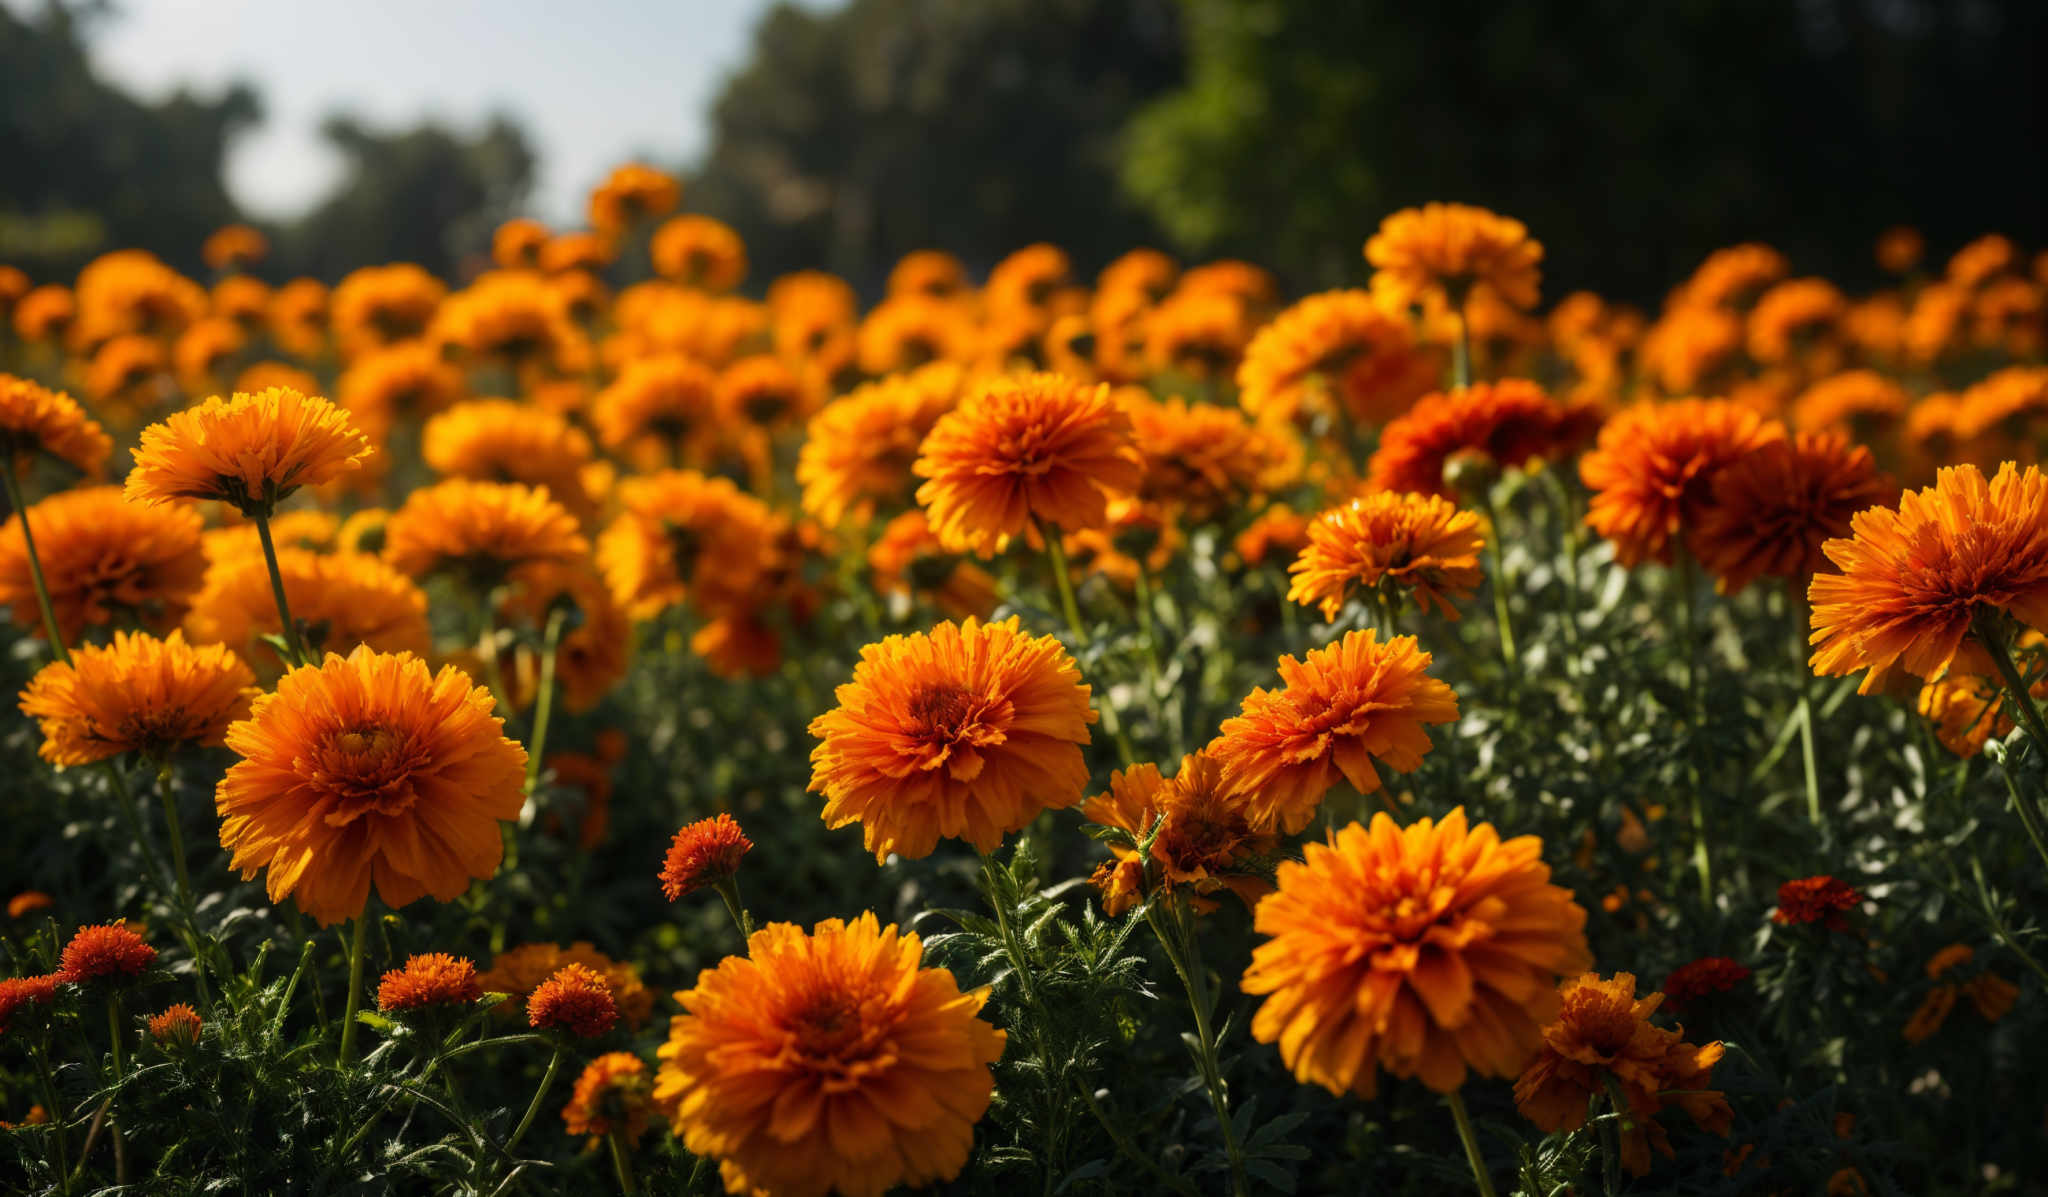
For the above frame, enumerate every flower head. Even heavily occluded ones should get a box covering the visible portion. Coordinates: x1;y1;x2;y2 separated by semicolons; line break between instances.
808;616;1097;861
651;215;747;291
1809;463;2048;692
383;479;588;591
797;364;963;529
0;974;60;1034
7;892;52;920
126;388;372;515
1366;202;1544;312
1661;957;1752;1013
1366;380;1565;498
914;372;1141;555
1082;753;1277;915
20;630;256;765
1513;973;1732;1177
216;646;528;926
1772;875;1864;931
1287;492;1485;621
0;373;111;476
479;942;653;1028
1123;392;1298;521
1579;399;1785;567
596;469;776;620
57;922;156;984
1237;290;1436;427
1243;808;1591;1097
659;814;752;900
590;163;682;237
1691;432;1895;595
563;1052;655;1143
1208;630;1459;834
185;548;431;678
378;953;485;1013
653;913;1004;1197
422;399;597;521
528;963;618;1038
147;1002;203;1048
0;487;206;643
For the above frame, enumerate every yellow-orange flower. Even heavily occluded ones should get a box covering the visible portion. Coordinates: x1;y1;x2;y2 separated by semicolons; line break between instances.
797;363;963;529
1791;369;1909;436
330;263;446;359
808;616;1096;861
650;215;747;292
1747;278;1845;363
267;278;329;358
653;913;1004;1197
659;813;752;900
1123;392;1297;520
215;646;528;926
914;372;1141;555
1082;752;1277;916
1237;290;1435;427
596;469;775;619
1365;380;1565;498
146;1002;203;1047
336;340;467;443
1916;634;2048;756
492;219;551;271
1579;399;1784;568
1513;972;1732;1177
1810;463;2048;692
1366;202;1543;312
383;479;588;590
592;354;718;462
202;225;267;272
0;487;207;642
887;250;968;298
563;1052;655;1143
479;942;654;1029
20;630;255;765
0;374;111;476
14;285;75;343
1287;492;1485;621
1692;432;1895;595
1209;630;1458;834
126;388;372;515
185;548;431;677
590;163;682;238
528;963;619;1037
856;294;977;374
1242;808;1591;1097
423;399;598;521
867;510;1000;621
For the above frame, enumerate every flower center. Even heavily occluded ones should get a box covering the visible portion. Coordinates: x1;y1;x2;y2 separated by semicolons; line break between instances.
312;723;427;825
1561;990;1638;1055
904;682;1011;779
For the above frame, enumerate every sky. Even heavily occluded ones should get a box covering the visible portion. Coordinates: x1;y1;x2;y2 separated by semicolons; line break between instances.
37;0;825;224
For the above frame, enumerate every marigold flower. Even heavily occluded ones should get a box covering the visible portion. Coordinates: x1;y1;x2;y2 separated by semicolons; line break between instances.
1809;463;2048;692
1903;983;1958;1044
1366;380;1564;498
0;374;111;476
1662;957;1752;1013
887;249;968;298
336;339;467;443
267;277;329;358
1918;669;2026;758
378;953;485;1013
186;548;430;678
202;225;267;272
1579;399;1784;568
1747;278;1845;363
1674;244;1789;310
1791;369;1909;436
528;963;618;1038
480;942;654;1029
808;615;1097;861
147;1002;203;1047
216;646;528;926
57;922;156;984
0;487;207;642
125;388;370;517
797;363;963;529
1243;808;1589;1097
0;974;60;1033
7;892;52;919
1876;226;1923;274
1287;492;1485;621
491;218;551;270
591;354;718;461
1083;753;1277;916
596;469;776;620
1209;630;1459;834
866;509;1000;621
1235;503;1314;568
1691;432;1895;596
1772;875;1863;931
914;372;1141;555
659;814;752;900
1965;971;2018;1022
422;399;598;520
539;232;615;276
590;163;682;238
1143;289;1252;378
383;479;588;590
331;264;446;359
1366;202;1543;313
1513;972;1732;1177
653;913;1004;1197
563;1051;654;1142
716;353;812;428
14;285;75;343
1123;392;1298;521
494;562;633;713
651;215;747;291
20;630;256;765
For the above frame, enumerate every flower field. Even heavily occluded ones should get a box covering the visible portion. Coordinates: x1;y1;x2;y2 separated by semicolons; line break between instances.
0;172;2045;1195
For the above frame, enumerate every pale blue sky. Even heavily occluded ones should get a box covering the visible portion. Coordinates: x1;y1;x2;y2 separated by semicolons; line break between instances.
24;0;833;223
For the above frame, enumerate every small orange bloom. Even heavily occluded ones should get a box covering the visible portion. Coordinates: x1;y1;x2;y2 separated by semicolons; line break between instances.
650;215;747;291
383;479;588;591
562;1052;654;1142
0;487;207;643
1366;202;1544;312
0;974;60;1033
185;548;431;678
590;163;682;238
0;373;111;476
808;616;1097;861
201;225;268;272
1237;291;1433;427
1691;432;1894;595
378;953;485;1013
147;1002;203;1047
1209;630;1459;834
659;814;752;900
1287;492;1485;621
1772;875;1863;931
7;892;52;919
20;630;256;765
479;942;653;1029
1082;752;1277;915
126;388;372;515
1579;399;1784;567
57;922;156;984
1365;380;1564;498
797;363;963;529
1243;808;1590;1097
528;963;618;1038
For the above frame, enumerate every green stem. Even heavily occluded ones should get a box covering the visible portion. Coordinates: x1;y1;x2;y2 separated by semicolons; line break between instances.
1148;900;1249;1197
1790;596;1823;828
1979;619;2048;755
29;1044;71;1189
1451;306;1473;390
1074;1079;1198;1197
523;606;569;795
2;464;69;662
505;1042;564;1153
1476;488;1518;679
712;877;755;943
254;514;306;668
1677;551;1711;903
152;758;215;1010
337;914;370;1067
1038;517;1137;765
607;1128;638;1195
1444;1088;1499;1197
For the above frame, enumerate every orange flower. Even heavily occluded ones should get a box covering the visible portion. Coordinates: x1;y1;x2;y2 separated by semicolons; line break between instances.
13;285;76;343
1791;369;1909;436
887;249;968;298
202;224;268;272
591;354;718;462
0;487;207;642
495;562;633;713
1876;226;1923;274
147;1002;203;1047
186;548;431;678
1082;753;1277;916
1747;278;1845;363
422;399;597;521
267;278;330;358
1513;973;1732;1177
1243;808;1590;1097
1365;380;1563;498
562;1052;654;1142
1209;630;1459;834
595;470;775;620
479;942;653;1029
20;630;256;765
1579;399;1784;567
1123;392;1298;521
1772;875;1863;931
1287;492;1485;621
653;913;1003;1197
1691;432;1895;595
797;363;963;529
650;215;747;291
492;219;551;270
1903;984;1958;1044
126;388;372;515
1916;636;2048;756
529;963;618;1037
659;814;752;900
1965;971;2019;1022
1673;244;1789;310
383;479;588;591
0;374;111;476
57;922;156;984
1809;463;2048;692
216;647;528;926
807;616;1097;861
590;163;682;237
331;264;446;359
7;892;52;919
866;509;1000;622
1234;503;1313;568
857;294;976;374
336;340;467;443
0;974;60;1033
1366;202;1543;312
1662;957;1751;1013
378;953;485;1013
914;372;1141;555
